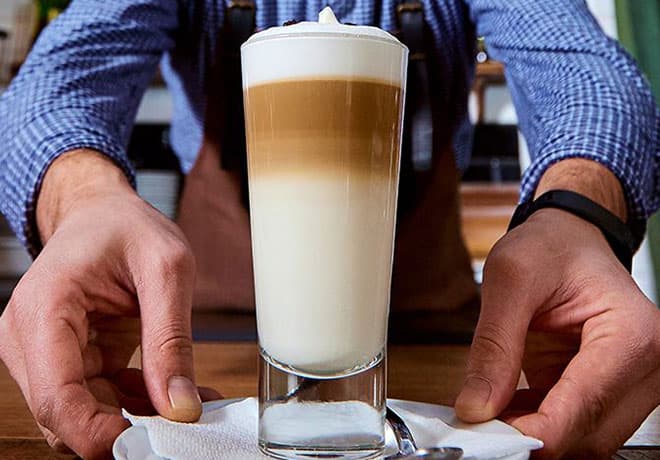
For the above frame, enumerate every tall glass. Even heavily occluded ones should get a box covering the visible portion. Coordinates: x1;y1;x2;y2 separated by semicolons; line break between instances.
242;19;408;459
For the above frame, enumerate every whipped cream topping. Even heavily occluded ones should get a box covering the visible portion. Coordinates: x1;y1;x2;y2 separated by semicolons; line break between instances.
318;6;338;24
241;7;408;87
242;6;403;47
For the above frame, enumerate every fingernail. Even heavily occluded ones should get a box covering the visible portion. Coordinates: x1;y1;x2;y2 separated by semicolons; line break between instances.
456;376;492;412
167;376;202;420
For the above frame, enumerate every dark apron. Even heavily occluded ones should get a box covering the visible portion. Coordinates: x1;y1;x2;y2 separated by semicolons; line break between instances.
176;2;478;316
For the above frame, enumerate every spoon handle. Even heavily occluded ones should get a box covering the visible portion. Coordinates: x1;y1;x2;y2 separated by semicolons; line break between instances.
386;406;418;456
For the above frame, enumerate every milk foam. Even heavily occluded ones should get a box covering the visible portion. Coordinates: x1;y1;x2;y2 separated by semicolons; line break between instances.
241;7;408;87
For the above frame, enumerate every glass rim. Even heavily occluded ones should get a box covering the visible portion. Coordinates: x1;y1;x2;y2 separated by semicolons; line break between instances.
241;32;408;52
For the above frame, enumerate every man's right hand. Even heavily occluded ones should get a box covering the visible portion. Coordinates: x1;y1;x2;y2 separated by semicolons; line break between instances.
0;150;216;459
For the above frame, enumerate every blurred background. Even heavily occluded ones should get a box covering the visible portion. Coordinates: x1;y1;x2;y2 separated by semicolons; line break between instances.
0;0;658;309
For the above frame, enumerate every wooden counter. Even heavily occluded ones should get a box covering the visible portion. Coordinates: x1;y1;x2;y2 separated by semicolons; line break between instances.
0;342;657;459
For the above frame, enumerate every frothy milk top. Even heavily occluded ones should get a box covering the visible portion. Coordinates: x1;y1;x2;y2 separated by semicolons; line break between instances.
241;7;408;87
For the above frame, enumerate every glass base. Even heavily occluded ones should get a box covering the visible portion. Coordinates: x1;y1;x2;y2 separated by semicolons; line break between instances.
258;351;386;459
259;442;383;459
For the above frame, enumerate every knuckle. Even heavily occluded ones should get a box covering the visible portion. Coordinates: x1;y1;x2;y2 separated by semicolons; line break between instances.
13;268;53;301
483;238;530;286
483;239;509;274
150;326;194;359
470;320;514;364
519;413;564;460
154;238;195;277
627;329;655;361
11;274;83;326
7;280;35;319
82;422;115;460
557;375;608;435
610;317;659;372
585;395;608;434
10;272;35;299
34;393;57;429
33;385;78;434
37;385;120;459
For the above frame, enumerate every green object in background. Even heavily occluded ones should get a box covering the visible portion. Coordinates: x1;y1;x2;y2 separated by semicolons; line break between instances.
615;0;660;302
35;0;70;27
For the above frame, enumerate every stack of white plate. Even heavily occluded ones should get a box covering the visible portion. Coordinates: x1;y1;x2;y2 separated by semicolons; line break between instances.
0;234;30;278
0;215;30;279
136;170;181;220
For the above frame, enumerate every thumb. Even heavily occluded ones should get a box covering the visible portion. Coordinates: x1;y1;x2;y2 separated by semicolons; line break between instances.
455;253;534;422
136;244;202;422
510;305;660;458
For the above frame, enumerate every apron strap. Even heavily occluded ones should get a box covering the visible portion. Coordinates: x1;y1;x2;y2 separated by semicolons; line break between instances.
219;0;256;207
396;1;436;214
397;0;434;173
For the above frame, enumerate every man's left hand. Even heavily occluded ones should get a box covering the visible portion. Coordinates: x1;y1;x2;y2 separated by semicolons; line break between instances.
455;160;660;459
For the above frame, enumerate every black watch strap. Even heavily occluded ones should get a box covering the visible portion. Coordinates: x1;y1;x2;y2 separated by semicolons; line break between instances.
508;190;646;273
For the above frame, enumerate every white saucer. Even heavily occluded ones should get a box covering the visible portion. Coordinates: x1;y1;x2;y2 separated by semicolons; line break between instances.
113;398;530;460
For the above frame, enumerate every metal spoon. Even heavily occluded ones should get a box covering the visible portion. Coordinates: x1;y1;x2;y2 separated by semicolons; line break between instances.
386;406;464;460
395;448;465;459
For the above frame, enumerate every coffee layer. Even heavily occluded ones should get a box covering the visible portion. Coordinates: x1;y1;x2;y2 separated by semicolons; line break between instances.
244;78;403;178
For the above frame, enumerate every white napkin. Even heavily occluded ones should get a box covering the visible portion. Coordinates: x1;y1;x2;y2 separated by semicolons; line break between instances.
122;398;542;460
387;400;542;458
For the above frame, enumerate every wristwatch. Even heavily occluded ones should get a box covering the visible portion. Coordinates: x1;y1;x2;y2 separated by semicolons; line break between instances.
508;190;646;273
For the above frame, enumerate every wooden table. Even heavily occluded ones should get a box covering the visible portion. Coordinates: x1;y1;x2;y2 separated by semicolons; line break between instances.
0;342;658;459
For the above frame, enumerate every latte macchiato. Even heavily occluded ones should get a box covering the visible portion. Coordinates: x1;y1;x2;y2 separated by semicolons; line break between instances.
242;13;406;377
242;7;408;457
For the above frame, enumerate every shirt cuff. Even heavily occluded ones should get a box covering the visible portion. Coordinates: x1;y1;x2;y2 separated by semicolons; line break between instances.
0;112;136;257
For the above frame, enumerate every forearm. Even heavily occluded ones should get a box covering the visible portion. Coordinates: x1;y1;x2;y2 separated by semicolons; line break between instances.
534;158;628;221
0;0;177;254
36;149;136;245
467;0;659;221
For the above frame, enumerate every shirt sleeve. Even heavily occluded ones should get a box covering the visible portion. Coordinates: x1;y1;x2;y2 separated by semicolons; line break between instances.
465;0;659;220
0;0;179;255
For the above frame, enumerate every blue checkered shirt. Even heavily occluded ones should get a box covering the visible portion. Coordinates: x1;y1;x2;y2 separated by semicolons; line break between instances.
0;0;658;254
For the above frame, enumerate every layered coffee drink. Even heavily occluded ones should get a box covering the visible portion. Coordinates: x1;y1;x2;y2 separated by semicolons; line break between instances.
242;8;407;457
242;10;407;378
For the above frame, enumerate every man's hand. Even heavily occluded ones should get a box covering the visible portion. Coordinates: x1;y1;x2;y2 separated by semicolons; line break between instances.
455;159;660;459
0;150;217;459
